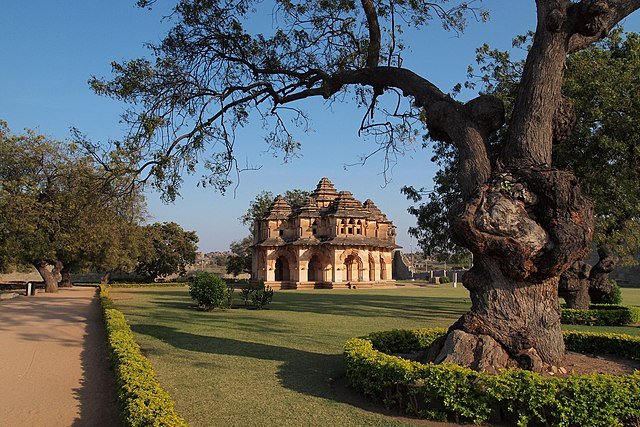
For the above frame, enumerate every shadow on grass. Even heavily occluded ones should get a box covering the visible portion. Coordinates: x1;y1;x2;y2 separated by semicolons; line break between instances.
124;288;471;323
269;292;469;321
132;323;342;398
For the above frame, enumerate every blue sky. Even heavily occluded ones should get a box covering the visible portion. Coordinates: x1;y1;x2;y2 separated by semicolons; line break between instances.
2;2;639;252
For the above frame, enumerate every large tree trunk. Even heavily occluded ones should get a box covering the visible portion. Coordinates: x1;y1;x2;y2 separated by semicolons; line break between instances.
428;166;594;372
33;260;59;293
59;265;74;288
428;258;563;372
420;2;629;372
559;261;592;309
589;246;619;303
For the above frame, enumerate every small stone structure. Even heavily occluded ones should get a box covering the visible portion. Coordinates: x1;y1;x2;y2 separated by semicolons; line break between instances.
252;177;399;289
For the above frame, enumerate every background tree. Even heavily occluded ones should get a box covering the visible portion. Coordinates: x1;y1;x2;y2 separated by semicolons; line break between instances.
136;222;199;281
240;189;311;233
90;1;640;372
231;189;309;277
0;122;144;291
226;236;252;277
406;29;640;309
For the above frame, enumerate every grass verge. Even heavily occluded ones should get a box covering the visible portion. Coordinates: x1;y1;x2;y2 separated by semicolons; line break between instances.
99;285;187;427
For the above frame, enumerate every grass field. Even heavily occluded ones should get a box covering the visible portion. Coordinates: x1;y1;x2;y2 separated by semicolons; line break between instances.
110;285;640;427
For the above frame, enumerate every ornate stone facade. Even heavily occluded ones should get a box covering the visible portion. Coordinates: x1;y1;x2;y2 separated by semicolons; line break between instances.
252;177;399;289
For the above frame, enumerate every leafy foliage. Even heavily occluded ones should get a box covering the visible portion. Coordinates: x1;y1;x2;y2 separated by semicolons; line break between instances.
136;222;199;280
188;272;228;310
0;121;146;289
344;328;640;425
99;286;187;427
405;31;640;263
602;279;623;305
249;281;274;309
561;304;640;326
225;236;252;276
240;189;310;232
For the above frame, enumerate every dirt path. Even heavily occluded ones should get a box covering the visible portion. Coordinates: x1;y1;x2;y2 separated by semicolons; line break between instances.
0;287;121;427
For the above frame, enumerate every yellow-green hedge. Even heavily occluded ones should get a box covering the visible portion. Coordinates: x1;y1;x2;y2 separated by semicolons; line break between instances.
344;328;640;426
561;305;640;326
100;286;187;427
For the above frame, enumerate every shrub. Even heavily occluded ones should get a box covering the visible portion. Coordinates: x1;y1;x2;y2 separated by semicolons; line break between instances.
188;272;228;310
344;328;640;426
561;305;640;326
439;276;450;284
99;286;187;427
601;279;623;305
225;283;235;308
240;286;252;307
250;281;274;309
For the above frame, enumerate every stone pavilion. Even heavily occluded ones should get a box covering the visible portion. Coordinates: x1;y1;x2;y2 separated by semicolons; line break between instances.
251;177;399;289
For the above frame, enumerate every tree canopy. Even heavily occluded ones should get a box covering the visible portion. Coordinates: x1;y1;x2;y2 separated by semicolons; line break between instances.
90;0;640;372
405;30;640;265
0;121;145;291
240;189;310;232
226;235;252;277
136;221;199;280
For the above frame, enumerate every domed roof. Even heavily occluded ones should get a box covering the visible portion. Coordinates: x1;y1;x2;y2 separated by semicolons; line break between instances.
265;195;292;219
363;199;388;221
312;177;339;204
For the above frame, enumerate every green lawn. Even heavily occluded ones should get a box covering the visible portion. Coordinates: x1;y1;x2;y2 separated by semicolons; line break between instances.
110;285;640;427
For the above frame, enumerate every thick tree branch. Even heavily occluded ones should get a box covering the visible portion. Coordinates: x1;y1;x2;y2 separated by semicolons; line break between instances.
361;0;382;67
568;0;640;53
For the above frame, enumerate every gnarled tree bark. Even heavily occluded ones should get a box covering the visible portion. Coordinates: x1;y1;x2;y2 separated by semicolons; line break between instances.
33;259;61;293
59;264;74;288
589;246;619;302
559;261;592;309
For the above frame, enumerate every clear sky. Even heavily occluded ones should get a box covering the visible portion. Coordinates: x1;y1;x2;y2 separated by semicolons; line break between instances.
2;2;639;252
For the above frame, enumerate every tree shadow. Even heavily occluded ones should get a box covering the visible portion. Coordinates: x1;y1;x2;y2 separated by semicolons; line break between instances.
133;323;342;397
119;288;470;323
267;292;470;321
131;322;428;422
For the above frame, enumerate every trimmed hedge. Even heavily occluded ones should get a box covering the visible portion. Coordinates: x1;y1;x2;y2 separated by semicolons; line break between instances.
344;328;640;426
100;286;187;427
561;304;640;326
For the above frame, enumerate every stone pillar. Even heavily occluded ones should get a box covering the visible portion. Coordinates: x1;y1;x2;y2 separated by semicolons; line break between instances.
266;249;275;282
361;249;369;282
297;249;306;283
332;250;342;282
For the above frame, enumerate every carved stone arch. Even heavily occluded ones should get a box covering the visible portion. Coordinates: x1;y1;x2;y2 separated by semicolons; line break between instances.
299;246;332;282
268;247;297;282
343;249;364;282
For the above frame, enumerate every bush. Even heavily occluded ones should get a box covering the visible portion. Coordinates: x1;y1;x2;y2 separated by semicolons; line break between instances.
250;282;274;309
99;286;187;427
561;305;640;326
189;272;228;310
601;279;623;305
344;328;640;426
439;276;450;284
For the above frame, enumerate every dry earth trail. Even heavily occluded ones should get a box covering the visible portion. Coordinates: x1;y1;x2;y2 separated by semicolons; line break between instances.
0;287;120;427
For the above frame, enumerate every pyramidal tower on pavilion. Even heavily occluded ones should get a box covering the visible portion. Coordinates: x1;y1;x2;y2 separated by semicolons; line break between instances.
252;177;399;289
